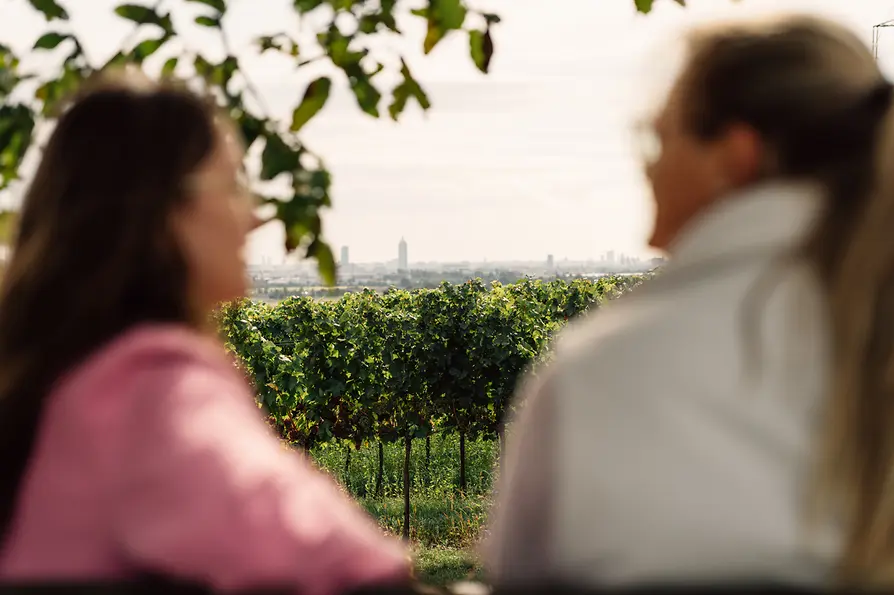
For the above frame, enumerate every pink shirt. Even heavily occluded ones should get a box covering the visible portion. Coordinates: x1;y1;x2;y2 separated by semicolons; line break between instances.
0;324;409;594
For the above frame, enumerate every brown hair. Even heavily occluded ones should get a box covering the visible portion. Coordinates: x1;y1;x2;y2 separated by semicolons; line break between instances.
0;72;221;541
679;15;894;585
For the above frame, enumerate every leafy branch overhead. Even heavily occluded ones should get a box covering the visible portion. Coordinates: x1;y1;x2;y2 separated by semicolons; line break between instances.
1;0;501;284
2;0;680;282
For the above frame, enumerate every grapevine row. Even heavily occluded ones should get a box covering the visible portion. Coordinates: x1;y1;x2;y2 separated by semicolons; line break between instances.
216;276;644;537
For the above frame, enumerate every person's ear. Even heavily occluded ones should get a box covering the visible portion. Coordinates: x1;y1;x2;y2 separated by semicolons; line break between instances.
717;123;763;189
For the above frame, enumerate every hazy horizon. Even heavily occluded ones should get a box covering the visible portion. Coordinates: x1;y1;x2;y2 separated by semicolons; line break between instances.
5;0;894;264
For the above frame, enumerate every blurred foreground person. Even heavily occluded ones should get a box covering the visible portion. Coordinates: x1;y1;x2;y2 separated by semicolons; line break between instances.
0;73;408;594
485;14;894;590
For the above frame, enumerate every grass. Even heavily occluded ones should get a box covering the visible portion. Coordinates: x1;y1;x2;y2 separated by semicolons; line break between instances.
413;546;484;586
359;497;487;586
360;495;489;548
307;435;496;586
311;434;498;500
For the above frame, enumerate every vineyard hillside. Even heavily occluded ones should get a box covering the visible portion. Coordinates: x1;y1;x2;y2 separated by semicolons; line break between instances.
216;276;645;551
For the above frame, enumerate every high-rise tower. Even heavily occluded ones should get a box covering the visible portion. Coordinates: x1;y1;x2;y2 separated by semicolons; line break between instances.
398;237;408;271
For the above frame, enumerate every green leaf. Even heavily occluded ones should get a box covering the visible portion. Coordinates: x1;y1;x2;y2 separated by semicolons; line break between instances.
211;56;239;87
32;32;69;50
194;55;214;78
433;0;466;29
194;15;220;27
291;77;332;132
307;169;332;208
0;52;21;98
635;0;654;13
27;0;69;21
131;36;168;62
277;201;318;251
33;65;84;115
237;113;265;149
423;21;446;54
357;14;379;35
0;110;34;187
257;36;278;52
161;57;178;77
318;24;356;67
294;0;325;12
260;134;301;180
469;29;494;74
0;105;35;186
114;4;174;33
0;43;17;65
256;34;299;57
350;77;381;118
388;60;431;121
421;0;466;54
307;240;337;286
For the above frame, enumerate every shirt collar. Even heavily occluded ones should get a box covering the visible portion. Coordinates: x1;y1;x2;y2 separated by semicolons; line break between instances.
666;180;825;268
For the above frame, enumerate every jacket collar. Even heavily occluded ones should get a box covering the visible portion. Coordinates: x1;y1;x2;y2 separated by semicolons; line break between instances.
665;181;825;270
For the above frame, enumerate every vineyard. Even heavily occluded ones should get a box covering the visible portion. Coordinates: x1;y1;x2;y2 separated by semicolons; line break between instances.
216;276;645;540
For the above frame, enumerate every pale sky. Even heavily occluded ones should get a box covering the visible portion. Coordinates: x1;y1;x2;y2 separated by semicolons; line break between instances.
4;0;894;264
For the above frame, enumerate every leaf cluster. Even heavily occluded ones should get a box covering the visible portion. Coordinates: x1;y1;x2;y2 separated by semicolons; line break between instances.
218;276;644;449
1;0;501;282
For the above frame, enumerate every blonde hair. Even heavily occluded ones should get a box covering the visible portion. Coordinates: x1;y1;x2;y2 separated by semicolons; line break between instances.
678;15;894;586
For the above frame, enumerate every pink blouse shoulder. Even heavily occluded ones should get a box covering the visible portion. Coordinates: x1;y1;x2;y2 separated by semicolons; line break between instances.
0;324;409;594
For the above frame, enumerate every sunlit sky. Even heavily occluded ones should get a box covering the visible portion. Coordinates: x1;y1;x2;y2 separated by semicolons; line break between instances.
4;0;894;264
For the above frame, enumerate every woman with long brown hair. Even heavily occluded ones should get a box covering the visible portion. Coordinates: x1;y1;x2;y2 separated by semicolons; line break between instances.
485;14;894;589
0;73;408;592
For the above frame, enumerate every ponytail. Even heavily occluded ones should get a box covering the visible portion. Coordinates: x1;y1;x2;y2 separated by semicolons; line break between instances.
811;81;894;585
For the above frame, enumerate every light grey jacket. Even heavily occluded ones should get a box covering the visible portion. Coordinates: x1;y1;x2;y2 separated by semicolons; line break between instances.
483;182;843;588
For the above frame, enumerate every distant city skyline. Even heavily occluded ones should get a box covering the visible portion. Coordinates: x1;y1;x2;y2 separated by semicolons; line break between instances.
281;238;655;277
319;236;649;269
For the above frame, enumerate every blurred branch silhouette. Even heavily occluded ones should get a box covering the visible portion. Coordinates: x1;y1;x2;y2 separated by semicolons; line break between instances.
0;0;686;277
0;0;503;283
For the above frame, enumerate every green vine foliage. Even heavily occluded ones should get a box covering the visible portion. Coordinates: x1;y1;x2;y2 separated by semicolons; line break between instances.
218;276;647;450
218;275;648;533
0;0;503;281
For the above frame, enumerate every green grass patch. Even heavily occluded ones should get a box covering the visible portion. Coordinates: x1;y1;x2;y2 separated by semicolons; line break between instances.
309;437;494;586
413;545;484;586
311;434;498;500
360;495;489;548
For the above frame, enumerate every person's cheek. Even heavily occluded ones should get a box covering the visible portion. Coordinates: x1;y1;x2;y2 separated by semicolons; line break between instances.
230;197;254;237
